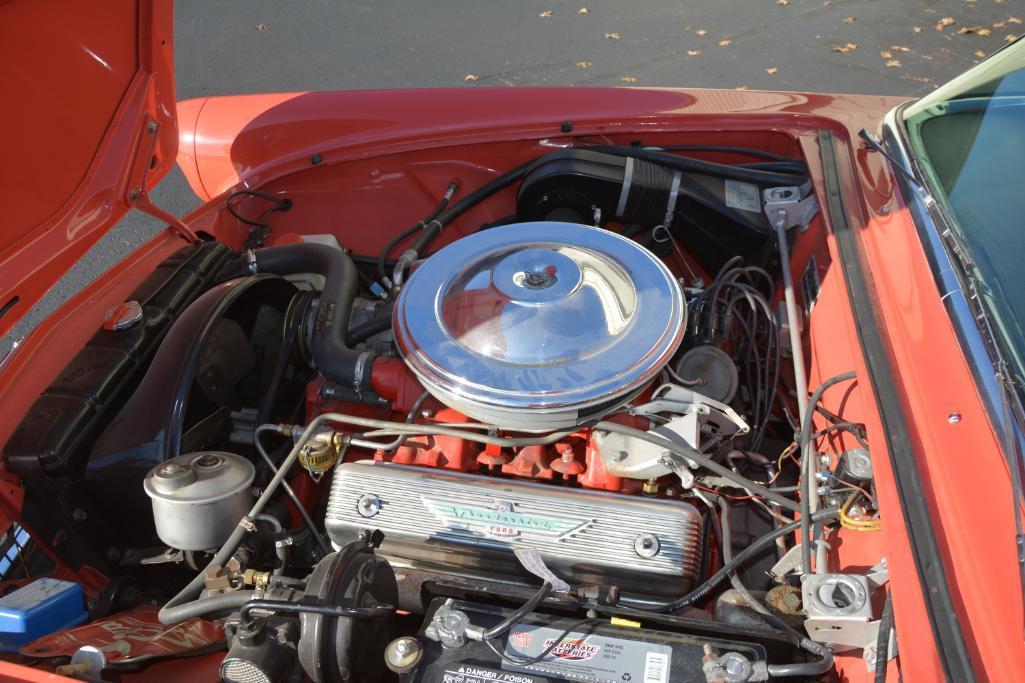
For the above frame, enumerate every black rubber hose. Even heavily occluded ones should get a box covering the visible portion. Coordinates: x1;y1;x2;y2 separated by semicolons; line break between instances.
766;640;835;678
874;591;895;683
375;223;421;283
376;182;459;284
239;599;393;627
159;590;256;624
413;159;537;255
346;311;393;346
632;509;839;614
799;371;857;575
483;583;552;640
253;514;288;576
587;145;807;185
249;243;372;391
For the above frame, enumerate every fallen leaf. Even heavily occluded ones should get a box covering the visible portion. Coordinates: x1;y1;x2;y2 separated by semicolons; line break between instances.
254;23;268;31
735;86;750;91
539;9;553;17
974;49;987;57
832;42;858;52
687;49;702;56
935;17;955;30
880;50;893;58
696;29;708;36
576;60;592;68
464;74;479;82
913;26;924;33
959;26;991;35
605;31;621;40
823;0;831;5
578;6;589;14
620;76;638;82
777;0;789;5
1009;17;1022;24
718;39;732;46
765;67;779;74
978;28;992;36
1007;34;1020;42
891;44;911;52
886;59;902;67
843;16;856;24
994;21;1007;29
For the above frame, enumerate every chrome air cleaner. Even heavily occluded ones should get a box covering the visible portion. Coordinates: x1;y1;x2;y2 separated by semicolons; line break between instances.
392;222;685;430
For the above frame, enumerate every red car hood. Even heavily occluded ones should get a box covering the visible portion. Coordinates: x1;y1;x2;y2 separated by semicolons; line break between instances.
0;0;177;339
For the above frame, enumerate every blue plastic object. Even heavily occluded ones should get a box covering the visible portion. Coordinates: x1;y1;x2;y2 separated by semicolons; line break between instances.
0;578;88;652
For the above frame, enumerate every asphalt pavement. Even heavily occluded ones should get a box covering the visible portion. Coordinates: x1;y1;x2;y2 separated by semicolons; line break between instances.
3;0;1019;354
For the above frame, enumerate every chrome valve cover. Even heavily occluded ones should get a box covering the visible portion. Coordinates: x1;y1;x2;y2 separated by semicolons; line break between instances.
392;222;686;430
325;461;703;599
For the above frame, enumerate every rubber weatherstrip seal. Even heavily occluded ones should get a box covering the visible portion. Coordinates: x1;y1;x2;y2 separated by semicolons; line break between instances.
817;129;975;682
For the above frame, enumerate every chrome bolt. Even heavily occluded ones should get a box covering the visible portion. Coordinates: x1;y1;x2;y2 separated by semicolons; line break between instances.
948;412;962;424
879;204;891;215
634;533;661;558
610;450;628;462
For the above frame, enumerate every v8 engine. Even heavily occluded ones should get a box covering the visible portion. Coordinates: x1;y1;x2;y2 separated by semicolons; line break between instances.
3;143;875;682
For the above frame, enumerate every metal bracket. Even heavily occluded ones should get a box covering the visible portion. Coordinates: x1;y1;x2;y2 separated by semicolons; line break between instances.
769;543;806;579
763;182;819;232
802;573;873;653
593;412;701;481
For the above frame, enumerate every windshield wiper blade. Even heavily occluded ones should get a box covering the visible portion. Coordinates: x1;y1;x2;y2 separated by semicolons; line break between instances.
859;128;927;191
994;365;1025;637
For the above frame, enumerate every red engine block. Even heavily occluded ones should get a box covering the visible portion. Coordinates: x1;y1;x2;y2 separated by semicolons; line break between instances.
305;357;644;494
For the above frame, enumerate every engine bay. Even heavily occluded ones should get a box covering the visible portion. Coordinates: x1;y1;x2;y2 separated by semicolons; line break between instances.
0;133;891;681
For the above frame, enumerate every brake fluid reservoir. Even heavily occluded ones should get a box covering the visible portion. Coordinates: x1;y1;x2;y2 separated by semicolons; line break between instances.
143;451;255;551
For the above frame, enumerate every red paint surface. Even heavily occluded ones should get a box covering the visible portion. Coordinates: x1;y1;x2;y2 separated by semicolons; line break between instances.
0;0;180;339
0;37;1019;676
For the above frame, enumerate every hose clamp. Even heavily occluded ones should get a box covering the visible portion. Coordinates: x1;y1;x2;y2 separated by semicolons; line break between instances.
353;351;374;394
244;249;258;274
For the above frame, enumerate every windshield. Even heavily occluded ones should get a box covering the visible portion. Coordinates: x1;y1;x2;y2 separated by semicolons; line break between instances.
902;41;1025;383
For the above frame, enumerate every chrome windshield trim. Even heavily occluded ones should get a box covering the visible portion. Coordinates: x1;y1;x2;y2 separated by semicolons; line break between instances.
881;105;1023;445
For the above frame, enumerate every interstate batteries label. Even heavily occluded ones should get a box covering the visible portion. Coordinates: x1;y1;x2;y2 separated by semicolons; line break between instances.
502;626;673;683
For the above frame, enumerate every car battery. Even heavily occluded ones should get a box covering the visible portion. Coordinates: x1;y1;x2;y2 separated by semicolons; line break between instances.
411;598;767;683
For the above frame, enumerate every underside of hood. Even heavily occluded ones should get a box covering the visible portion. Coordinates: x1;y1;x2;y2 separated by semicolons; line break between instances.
0;0;178;339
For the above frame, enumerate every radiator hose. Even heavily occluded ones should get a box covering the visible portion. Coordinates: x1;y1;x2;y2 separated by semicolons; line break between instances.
237;243;374;393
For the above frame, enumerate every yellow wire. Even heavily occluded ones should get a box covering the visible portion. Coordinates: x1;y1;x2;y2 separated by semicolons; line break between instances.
840;492;882;531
